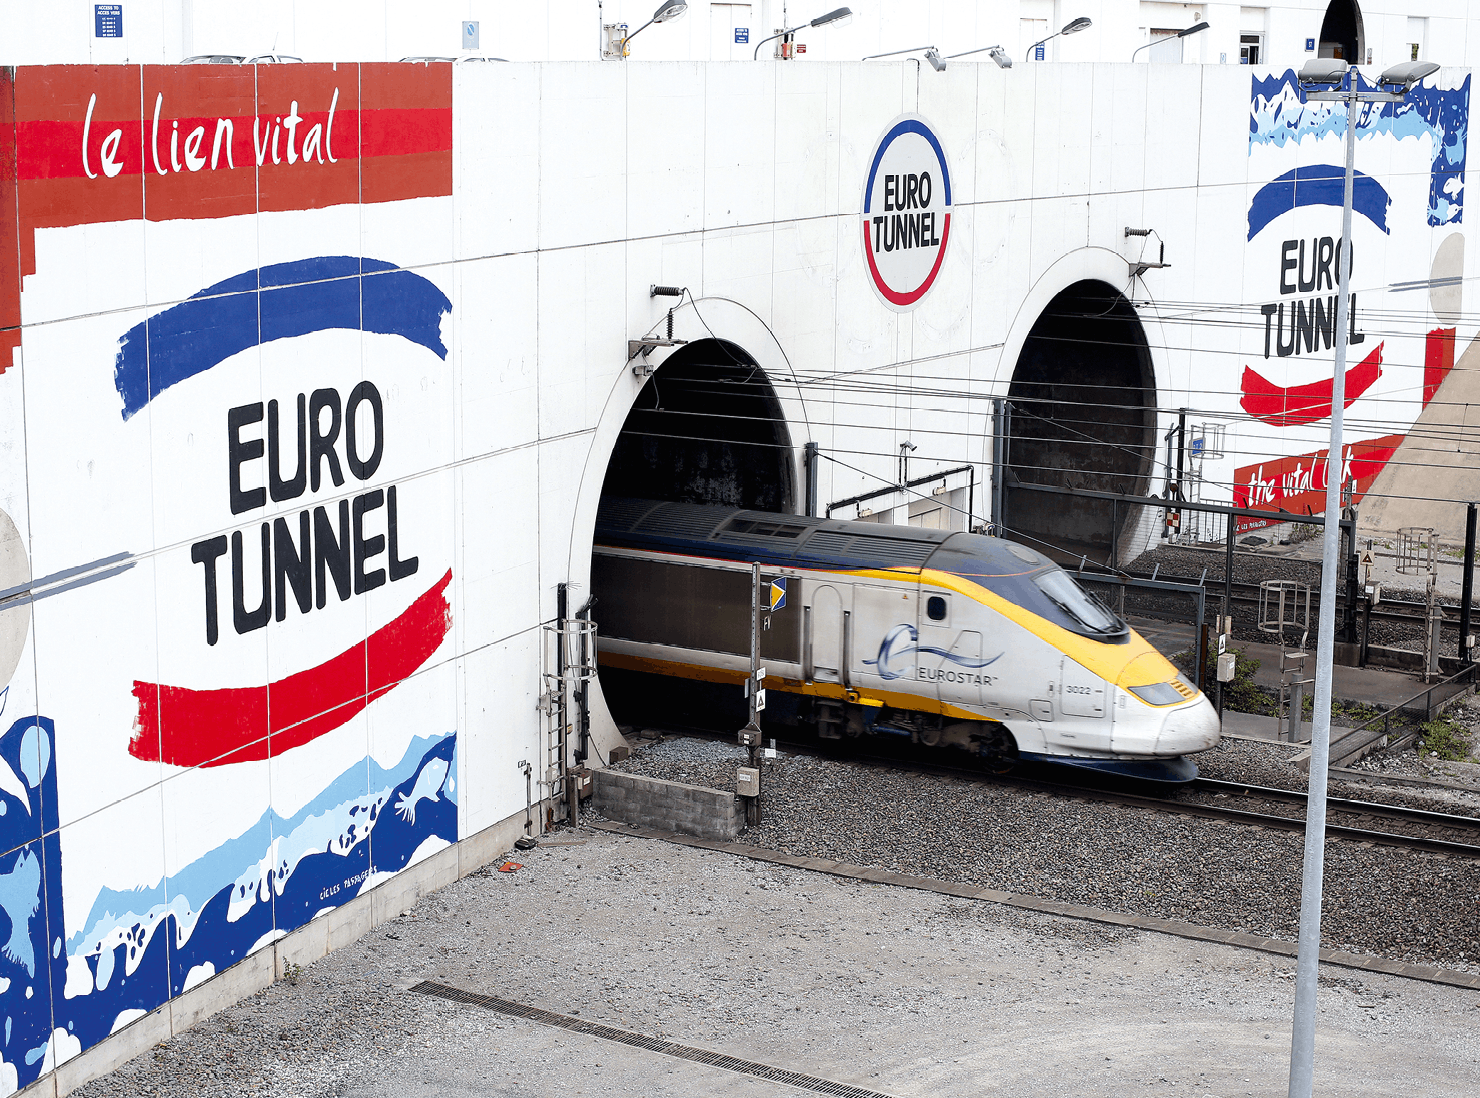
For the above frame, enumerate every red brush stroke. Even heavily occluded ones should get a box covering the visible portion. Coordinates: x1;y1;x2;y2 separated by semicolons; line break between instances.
1239;341;1384;427
130;570;452;768
1424;327;1456;407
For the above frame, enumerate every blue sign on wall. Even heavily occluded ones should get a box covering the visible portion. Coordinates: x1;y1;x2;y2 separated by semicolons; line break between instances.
1034;44;1046;60
1305;37;1316;52
94;4;122;38
735;27;749;44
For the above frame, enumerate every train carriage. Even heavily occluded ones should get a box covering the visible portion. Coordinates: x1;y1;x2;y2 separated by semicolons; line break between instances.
593;498;1221;781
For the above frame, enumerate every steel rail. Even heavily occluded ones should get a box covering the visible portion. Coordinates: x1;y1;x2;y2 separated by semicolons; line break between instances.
631;726;1480;859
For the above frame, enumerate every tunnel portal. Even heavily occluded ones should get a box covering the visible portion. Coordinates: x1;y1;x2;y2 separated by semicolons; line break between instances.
599;339;795;513
1005;280;1156;563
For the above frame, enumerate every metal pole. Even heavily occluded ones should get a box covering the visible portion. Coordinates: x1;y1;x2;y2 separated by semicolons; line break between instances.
804;441;819;518
1460;503;1477;663
1288;71;1358;1098
744;562;762;825
556;582;569;820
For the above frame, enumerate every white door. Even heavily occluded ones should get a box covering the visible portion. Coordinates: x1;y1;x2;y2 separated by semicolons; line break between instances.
851;583;917;690
809;584;843;683
709;3;753;60
1059;656;1112;750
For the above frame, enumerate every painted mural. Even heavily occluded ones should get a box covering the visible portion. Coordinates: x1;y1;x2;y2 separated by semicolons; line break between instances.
0;64;459;1092
1234;69;1472;529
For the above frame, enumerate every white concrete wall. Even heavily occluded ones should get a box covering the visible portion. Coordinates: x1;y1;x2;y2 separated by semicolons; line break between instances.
0;54;1470;1093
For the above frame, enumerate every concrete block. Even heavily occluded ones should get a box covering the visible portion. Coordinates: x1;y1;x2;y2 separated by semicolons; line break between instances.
458;814;526;878
277;915;330;975
324;890;377;952
19;1069;58;1097
371;843;460;924
54;1005;171;1096
168;947;274;1034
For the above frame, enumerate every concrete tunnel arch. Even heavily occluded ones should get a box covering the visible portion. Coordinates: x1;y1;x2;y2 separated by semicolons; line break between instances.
571;324;805;751
1003;278;1158;564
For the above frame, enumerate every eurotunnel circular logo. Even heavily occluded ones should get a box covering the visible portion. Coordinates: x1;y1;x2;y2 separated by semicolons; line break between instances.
861;113;953;311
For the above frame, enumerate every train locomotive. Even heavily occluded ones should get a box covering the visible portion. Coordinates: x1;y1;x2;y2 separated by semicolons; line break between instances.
592;497;1220;781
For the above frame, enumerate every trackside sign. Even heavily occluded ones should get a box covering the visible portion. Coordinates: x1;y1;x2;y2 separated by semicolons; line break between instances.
861;114;953;311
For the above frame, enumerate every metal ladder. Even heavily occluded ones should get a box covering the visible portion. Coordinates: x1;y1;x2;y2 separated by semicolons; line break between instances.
537;584;599;825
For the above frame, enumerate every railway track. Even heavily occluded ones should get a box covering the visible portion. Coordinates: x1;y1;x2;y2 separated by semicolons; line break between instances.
1108;570;1440;629
633;726;1480;859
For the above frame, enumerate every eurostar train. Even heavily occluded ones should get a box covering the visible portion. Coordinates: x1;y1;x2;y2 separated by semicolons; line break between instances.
592;498;1221;781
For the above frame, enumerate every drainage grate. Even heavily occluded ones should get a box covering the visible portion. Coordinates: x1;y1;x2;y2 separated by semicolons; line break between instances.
410;981;897;1098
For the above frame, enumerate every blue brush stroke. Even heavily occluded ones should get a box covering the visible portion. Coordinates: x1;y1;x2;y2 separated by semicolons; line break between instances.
862;624;1002;681
1246;164;1392;240
113;257;453;420
1249;69;1469;228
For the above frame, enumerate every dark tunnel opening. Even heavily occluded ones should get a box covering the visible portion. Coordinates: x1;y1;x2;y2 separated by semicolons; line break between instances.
594;338;796;733
1005;280;1156;564
599;338;795;513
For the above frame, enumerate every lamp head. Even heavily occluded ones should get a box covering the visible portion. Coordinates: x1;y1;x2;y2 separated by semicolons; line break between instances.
810;6;852;29
651;0;687;22
1177;21;1210;38
1377;59;1440;89
988;45;1012;68
1297;59;1347;86
924;48;947;72
1061;17;1092;35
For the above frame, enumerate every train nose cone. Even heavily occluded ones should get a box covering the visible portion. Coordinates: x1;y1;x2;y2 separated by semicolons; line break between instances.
1156;697;1221;754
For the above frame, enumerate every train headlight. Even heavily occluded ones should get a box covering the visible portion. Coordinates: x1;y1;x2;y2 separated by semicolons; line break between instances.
1128;682;1186;706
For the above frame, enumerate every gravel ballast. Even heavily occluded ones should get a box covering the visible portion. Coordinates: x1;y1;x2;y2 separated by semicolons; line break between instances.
610;735;1480;976
70;826;1480;1098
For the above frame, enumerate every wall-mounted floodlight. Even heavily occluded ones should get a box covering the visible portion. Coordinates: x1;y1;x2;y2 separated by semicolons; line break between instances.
1026;16;1091;60
863;45;946;71
1131;21;1210;62
947;44;1012;67
753;6;852;60
622;0;688;55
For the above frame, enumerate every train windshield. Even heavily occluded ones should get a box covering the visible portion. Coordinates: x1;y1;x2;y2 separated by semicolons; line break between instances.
1033;568;1124;637
924;538;1129;642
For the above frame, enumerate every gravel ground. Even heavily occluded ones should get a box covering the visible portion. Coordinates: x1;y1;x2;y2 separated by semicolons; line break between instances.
69;825;1480;1098
610;735;1480;975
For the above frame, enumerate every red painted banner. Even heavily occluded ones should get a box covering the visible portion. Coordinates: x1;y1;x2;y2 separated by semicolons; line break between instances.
1;63;452;332
128;569;452;768
1232;435;1402;533
1239;341;1383;427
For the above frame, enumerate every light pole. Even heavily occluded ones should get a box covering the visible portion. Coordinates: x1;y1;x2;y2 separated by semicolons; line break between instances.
621;0;689;57
1130;20;1209;62
1025;16;1090;61
753;6;852;60
1286;56;1439;1098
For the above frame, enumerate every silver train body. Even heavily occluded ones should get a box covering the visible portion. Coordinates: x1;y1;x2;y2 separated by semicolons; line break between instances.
593;498;1220;780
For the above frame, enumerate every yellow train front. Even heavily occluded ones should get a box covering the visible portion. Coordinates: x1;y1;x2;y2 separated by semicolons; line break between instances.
592;498;1220;782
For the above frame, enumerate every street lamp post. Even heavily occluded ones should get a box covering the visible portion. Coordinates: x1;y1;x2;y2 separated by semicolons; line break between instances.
1286;56;1439;1098
752;6;852;60
621;0;689;56
1025;16;1091;61
1130;20;1210;62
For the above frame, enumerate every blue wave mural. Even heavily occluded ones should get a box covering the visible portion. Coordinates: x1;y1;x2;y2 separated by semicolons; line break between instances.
1249;69;1470;227
0;713;457;1092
